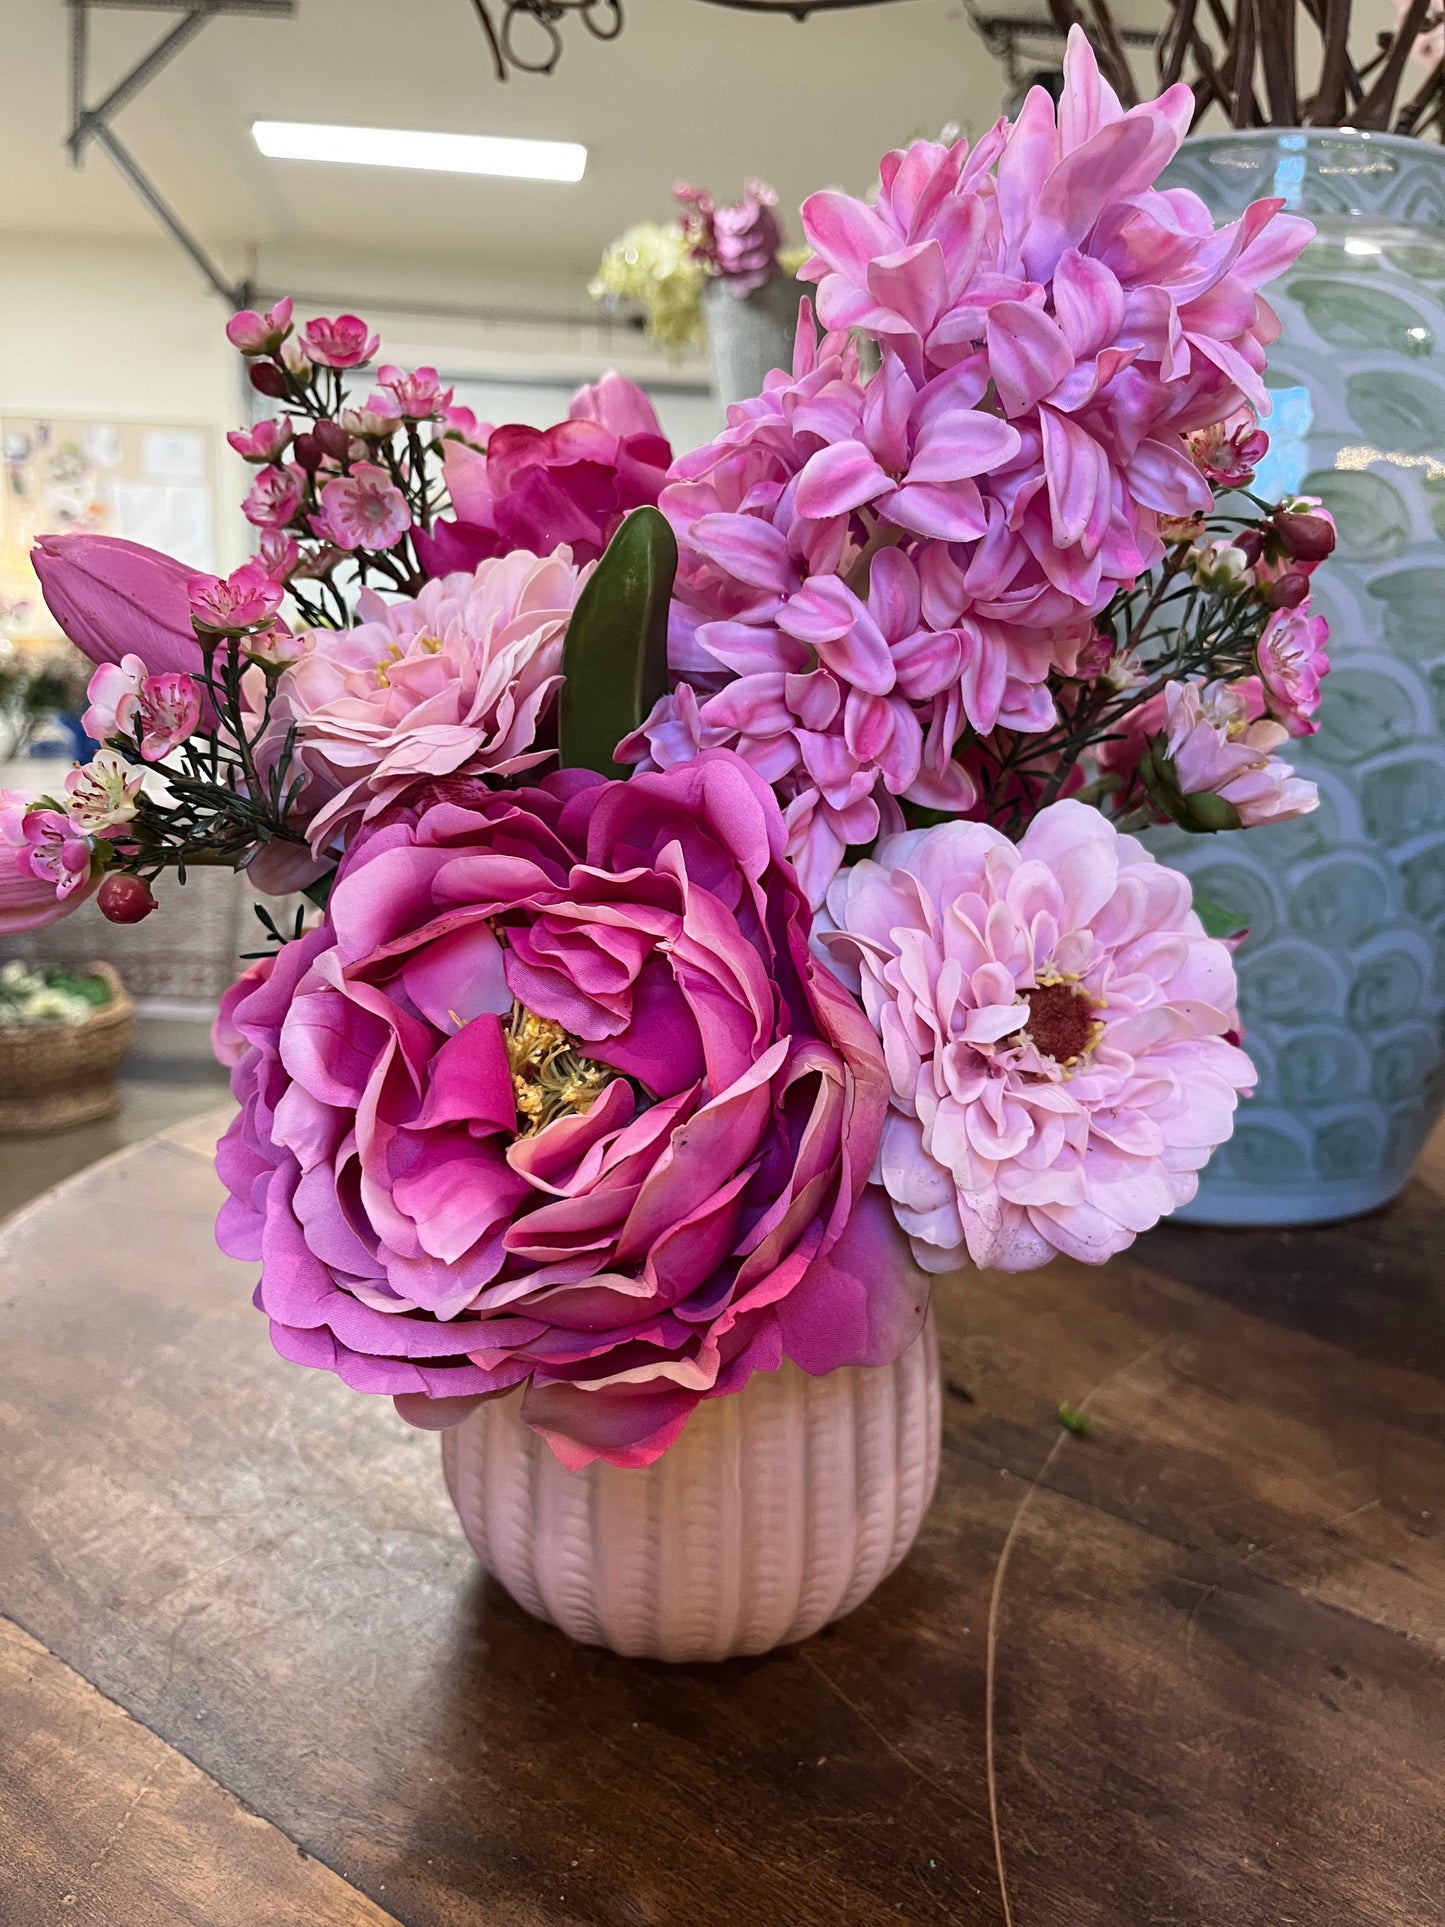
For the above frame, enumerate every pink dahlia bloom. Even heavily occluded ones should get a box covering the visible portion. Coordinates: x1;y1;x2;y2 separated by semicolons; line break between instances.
213;754;921;1468
417;374;673;575
250;548;589;859
1159;679;1319;827
0;793;96;931
819;801;1254;1272
1256;603;1330;736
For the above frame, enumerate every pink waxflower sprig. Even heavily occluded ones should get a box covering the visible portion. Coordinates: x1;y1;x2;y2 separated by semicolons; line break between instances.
223;299;467;619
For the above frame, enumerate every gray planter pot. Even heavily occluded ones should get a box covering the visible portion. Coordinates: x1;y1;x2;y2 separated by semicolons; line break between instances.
1156;130;1445;1225
703;275;805;409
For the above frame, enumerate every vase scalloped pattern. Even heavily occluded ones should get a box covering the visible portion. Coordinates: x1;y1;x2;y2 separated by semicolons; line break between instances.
441;1306;941;1662
1157;131;1445;1225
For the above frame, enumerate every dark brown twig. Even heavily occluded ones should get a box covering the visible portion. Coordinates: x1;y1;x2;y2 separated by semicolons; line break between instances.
1356;0;1434;127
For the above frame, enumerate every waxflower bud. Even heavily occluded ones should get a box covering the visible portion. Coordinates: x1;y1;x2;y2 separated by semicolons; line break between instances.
1233;529;1264;567
249;360;290;400
1274;511;1336;564
1263;572;1311;610
98;873;157;923
292;431;323;472
313;420;351;461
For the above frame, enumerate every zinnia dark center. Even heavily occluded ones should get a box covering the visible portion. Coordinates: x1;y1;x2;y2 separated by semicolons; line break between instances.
1023;982;1097;1065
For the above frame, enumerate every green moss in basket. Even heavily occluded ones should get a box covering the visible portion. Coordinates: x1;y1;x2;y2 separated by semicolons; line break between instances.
0;960;113;1028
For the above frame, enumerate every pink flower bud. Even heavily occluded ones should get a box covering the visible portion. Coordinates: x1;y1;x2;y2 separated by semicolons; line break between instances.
98;873;157;923
292;431;324;472
312;420;351;461
1263;571;1311;610
248;360;291;400
31;533;203;680
1273;510;1336;564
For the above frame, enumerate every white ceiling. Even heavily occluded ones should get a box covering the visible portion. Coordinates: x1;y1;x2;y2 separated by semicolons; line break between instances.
0;0;1011;301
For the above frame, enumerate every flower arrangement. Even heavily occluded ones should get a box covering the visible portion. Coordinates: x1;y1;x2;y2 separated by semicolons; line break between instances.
22;33;1331;1476
592;179;806;351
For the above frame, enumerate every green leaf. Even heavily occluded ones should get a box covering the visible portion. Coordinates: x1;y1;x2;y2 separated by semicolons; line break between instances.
559;506;677;779
302;871;335;913
1191;890;1251;942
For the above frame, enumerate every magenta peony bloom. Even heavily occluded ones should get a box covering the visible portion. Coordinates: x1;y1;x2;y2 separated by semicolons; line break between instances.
1156;679;1319;827
32;533;202;679
299;313;379;369
250;548;588;859
312;463;411;551
0;793;96;931
819;801;1254;1272
1256;603;1330;737
416;374;672;576
213;753;921;1467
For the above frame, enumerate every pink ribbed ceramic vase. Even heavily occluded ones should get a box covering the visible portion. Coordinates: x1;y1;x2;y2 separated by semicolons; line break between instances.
441;1307;941;1662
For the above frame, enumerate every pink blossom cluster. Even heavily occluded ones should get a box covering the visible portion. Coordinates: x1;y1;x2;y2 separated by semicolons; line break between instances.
676;179;786;295
630;29;1313;902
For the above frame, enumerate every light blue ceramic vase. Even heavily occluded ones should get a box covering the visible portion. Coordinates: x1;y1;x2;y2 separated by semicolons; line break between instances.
1155;131;1445;1225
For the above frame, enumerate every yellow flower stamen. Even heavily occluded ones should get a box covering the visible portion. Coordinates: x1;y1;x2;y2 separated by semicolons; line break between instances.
503;1002;612;1135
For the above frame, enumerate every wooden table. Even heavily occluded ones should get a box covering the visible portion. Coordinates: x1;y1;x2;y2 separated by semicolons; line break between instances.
1;1110;1442;1927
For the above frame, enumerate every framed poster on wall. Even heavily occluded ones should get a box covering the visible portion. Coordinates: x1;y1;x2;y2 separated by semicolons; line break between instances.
0;414;220;644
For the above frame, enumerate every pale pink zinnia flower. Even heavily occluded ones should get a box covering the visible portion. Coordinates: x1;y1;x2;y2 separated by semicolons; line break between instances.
251;547;590;861
819;801;1254;1272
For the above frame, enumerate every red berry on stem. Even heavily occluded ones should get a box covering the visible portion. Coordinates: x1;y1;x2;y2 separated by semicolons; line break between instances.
98;874;158;924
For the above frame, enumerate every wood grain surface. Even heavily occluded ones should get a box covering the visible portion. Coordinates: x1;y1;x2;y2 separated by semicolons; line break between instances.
0;1106;1441;1927
0;1614;397;1927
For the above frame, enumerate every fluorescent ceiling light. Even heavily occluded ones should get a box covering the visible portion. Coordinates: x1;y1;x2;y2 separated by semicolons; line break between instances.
252;121;586;183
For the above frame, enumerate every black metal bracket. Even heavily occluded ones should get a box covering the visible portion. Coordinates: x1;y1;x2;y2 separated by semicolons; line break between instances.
64;0;296;309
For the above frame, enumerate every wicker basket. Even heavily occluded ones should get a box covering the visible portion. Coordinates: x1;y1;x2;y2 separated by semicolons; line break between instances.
0;962;135;1136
